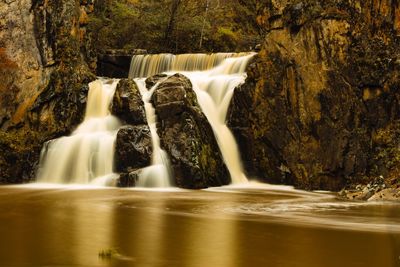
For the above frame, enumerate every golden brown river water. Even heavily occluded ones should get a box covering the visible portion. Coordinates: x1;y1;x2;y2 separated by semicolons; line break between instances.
0;183;399;267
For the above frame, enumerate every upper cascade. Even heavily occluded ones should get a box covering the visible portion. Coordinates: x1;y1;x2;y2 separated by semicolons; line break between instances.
129;52;255;78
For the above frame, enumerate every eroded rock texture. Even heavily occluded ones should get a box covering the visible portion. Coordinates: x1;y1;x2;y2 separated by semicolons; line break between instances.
114;125;153;173
152;73;230;189
112;79;147;125
0;0;96;183
228;0;400;191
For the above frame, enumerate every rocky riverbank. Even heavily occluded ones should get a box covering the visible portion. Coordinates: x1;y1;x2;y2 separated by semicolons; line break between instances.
339;177;400;201
228;0;400;197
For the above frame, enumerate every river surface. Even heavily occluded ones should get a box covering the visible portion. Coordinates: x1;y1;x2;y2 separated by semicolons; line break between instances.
0;183;399;267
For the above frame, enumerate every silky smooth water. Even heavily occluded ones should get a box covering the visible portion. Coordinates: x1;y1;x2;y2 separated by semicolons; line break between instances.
179;54;254;184
37;53;254;187
0;184;399;267
129;53;251;78
36;79;121;185
129;53;255;184
135;79;172;187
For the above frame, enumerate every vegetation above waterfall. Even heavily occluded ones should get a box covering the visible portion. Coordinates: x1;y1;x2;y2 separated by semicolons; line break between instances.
89;0;262;53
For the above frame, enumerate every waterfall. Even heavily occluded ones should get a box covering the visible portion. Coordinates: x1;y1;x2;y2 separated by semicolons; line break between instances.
134;79;172;187
36;53;254;187
36;79;121;185
129;53;252;78
129;53;255;184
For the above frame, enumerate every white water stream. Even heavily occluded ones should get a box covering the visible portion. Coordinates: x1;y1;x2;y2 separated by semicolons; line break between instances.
129;53;255;184
134;79;172;187
129;53;250;78
37;53;254;186
36;79;121;185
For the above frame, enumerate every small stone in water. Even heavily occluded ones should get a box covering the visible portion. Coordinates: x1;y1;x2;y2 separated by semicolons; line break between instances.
98;248;119;259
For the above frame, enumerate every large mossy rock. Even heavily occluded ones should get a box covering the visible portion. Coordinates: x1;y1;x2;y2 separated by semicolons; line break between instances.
114;125;152;173
228;1;400;191
152;73;230;189
111;79;147;125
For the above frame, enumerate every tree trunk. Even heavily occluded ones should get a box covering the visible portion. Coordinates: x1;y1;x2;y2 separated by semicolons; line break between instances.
164;0;181;49
199;0;209;50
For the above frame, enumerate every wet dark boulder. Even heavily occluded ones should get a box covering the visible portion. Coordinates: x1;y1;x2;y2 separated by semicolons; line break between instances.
145;74;168;89
117;170;141;187
114;125;152;173
152;73;230;189
111;79;147;125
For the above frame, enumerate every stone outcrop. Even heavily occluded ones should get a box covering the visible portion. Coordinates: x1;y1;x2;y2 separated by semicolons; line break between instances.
228;0;400;192
340;176;400;201
97;49;147;78
117;170;141;187
111;79;147;125
145;74;168;89
152;73;230;189
114;125;153;173
0;0;96;183
111;79;152;187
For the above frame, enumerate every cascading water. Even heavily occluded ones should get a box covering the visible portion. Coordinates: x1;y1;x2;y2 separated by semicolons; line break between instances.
129;53;255;184
129;53;251;78
36;79;121;185
36;53;254;187
134;79;172;187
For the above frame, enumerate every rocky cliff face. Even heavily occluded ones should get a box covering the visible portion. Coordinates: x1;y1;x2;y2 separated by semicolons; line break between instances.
228;0;400;191
0;0;95;183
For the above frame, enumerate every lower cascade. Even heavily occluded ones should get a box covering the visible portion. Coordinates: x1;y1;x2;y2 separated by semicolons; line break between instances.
178;58;252;183
36;52;254;187
36;79;121;185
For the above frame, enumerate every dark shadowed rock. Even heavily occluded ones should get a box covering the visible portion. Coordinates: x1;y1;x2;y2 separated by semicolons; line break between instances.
97;54;132;78
152;73;230;189
117;170;141;187
112;79;147;125
114;125;152;173
97;49;147;78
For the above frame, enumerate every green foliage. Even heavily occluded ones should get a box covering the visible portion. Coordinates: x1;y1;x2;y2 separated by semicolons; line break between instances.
88;0;262;53
215;27;239;51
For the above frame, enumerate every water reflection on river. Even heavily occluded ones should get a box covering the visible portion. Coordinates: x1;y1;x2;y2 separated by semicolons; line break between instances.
0;183;399;267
